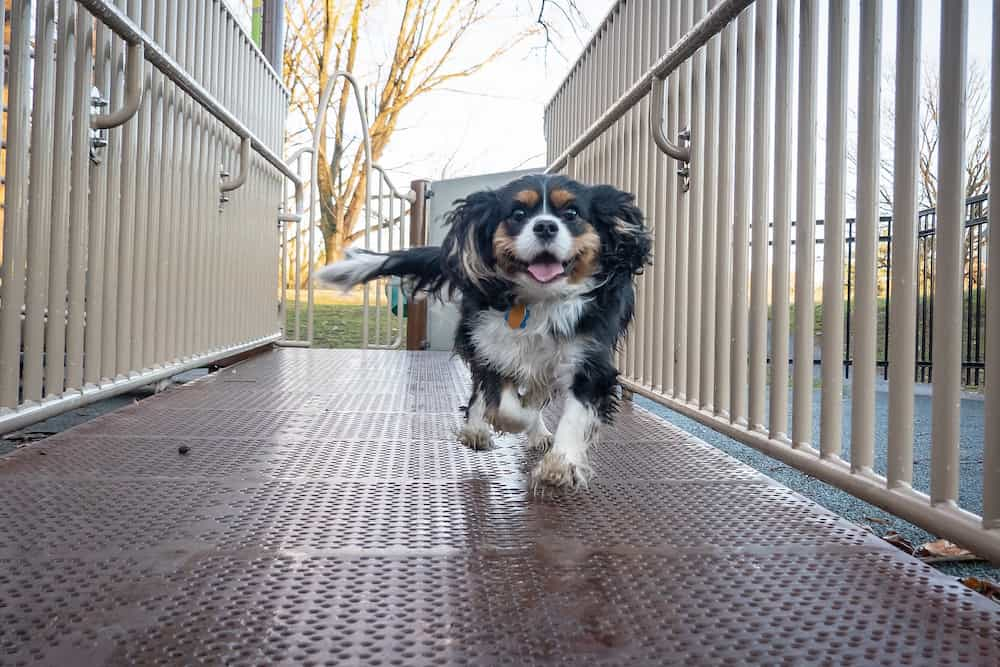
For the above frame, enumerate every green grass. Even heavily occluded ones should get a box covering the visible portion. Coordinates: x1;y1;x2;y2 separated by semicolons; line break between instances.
285;302;407;349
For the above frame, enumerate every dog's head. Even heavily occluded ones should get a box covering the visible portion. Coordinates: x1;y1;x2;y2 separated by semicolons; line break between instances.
440;174;651;303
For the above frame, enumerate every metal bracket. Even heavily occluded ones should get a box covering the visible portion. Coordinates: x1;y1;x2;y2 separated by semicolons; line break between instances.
89;87;109;163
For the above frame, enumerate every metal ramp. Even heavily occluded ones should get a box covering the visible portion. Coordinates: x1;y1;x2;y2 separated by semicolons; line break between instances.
2;348;998;665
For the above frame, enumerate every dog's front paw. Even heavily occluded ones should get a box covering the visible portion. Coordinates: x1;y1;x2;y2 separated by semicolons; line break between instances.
458;426;494;451
527;432;554;453
530;451;591;490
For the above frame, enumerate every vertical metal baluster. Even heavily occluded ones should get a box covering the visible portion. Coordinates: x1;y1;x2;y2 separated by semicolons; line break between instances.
167;0;185;359
699;0;719;409
143;0;164;365
66;6;94;390
640;0;655;387
0;0;34;407
375;173;384;346
887;0;922;487
931;0;967;505
983;0;1000;529
623;0;637;381
852;0;883;475
770;0;794;441
662;0;679;397
191;0;208;354
131;0;154;370
730;5;753;425
820;0;848;460
101;0;126;379
792;0;819;450
183;0;200;356
23;0;57;401
86;19;111;383
115;0;141;376
686;0;705;404
46;0;78;397
650;0;666;392
714;20;735;417
748;0;773;432
674;0;691;399
174;0;193;358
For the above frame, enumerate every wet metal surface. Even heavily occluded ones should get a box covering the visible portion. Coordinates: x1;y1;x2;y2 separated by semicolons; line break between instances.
2;348;999;665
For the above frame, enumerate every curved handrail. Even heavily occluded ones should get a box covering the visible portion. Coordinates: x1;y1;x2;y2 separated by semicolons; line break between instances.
286;144;314;164
372;164;417;203
649;75;691;162
220;136;251;192
92;42;144;129
312;71;372;347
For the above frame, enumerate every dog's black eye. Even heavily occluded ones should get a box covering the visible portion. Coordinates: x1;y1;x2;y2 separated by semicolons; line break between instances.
562;207;579;221
511;208;526;222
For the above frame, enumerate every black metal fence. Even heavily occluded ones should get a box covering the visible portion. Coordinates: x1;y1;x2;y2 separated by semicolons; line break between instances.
842;193;989;389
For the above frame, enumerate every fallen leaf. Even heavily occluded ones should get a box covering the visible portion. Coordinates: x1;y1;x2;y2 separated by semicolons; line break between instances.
961;577;1000;603
916;539;977;562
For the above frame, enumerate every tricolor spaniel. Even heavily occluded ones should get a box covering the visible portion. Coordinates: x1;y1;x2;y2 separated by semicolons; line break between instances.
318;174;652;489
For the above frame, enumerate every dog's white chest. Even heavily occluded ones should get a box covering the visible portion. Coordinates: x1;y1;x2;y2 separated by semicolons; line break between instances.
469;299;588;388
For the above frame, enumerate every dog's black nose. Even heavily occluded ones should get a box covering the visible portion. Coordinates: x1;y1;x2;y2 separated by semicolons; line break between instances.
533;219;559;242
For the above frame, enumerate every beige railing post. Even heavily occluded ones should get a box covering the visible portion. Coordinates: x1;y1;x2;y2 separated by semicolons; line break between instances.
406;180;430;351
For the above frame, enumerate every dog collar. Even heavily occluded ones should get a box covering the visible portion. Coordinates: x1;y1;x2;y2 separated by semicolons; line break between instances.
505;303;530;329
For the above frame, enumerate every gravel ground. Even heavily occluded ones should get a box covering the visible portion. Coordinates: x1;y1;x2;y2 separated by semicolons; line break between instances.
636;376;998;582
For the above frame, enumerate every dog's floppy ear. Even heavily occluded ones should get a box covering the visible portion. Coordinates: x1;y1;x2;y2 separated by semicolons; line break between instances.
589;184;652;275
440;189;503;297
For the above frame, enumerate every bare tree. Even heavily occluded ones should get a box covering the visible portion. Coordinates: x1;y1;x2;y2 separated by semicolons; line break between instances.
282;0;588;264
849;62;990;213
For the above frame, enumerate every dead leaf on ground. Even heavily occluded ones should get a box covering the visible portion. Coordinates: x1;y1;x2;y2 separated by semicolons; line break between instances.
916;539;980;563
961;577;1000;603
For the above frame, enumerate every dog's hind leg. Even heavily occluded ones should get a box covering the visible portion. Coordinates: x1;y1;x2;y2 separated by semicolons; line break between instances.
458;389;494;451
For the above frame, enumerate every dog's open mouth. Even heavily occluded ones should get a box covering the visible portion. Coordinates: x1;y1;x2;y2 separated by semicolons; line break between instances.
524;253;569;283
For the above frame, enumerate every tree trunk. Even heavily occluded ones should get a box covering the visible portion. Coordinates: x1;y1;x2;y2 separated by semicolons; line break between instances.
325;233;343;268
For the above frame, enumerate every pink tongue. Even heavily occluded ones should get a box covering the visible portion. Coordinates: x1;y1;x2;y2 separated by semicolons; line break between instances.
526;261;565;283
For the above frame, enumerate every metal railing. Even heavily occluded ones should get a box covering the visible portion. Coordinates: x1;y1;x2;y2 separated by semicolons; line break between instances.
839;194;990;388
364;164;413;349
310;71;417;350
279;144;313;346
545;0;1000;561
0;0;302;434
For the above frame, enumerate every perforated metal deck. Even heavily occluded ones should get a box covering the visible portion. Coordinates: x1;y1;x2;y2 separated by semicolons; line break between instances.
2;348;999;665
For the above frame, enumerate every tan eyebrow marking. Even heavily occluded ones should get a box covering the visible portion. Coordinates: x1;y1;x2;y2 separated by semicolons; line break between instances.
549;188;575;209
513;189;539;207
